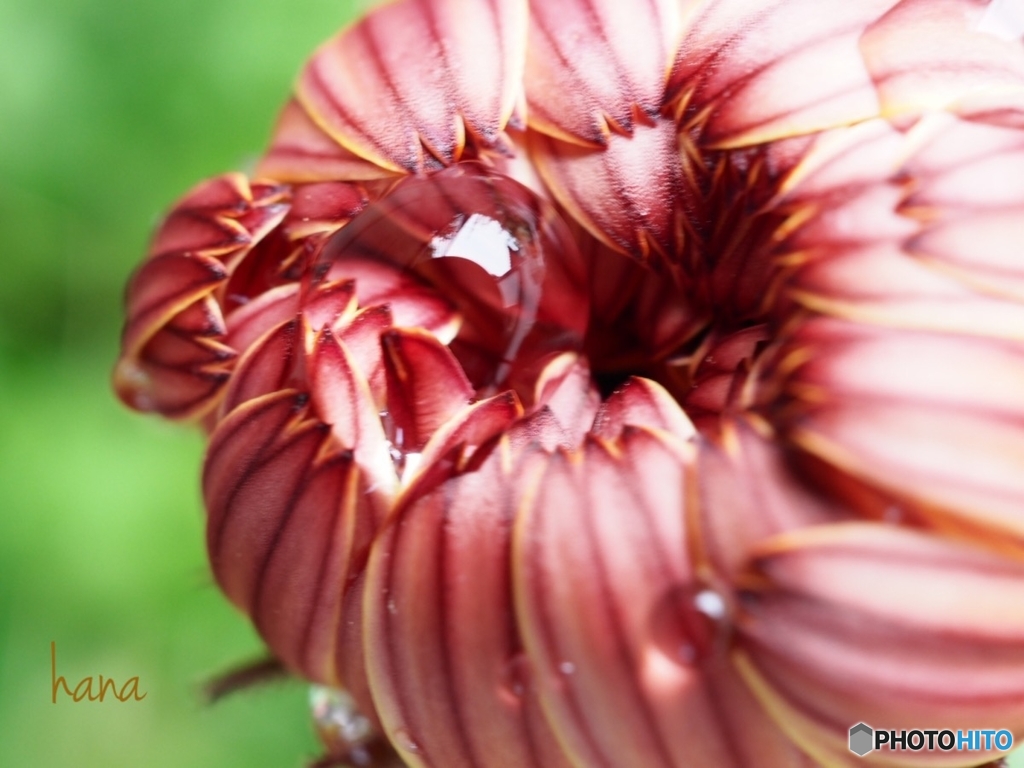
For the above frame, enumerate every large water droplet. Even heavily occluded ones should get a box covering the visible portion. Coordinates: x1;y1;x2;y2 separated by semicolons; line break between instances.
316;163;590;400
648;585;730;667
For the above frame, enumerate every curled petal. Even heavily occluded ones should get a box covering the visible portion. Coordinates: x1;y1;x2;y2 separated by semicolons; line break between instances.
413;391;524;483
382;328;475;454
204;391;330;614
736;523;1024;764
533;353;601;445
524;0;679;145
308;327;398;513
592;377;696;443
225;283;303;354
365;440;571;768
116;174;289;418
114;295;235;418
336;305;394;406
327;256;461;344
667;0;897;147
529;119;688;261
296;0;527;173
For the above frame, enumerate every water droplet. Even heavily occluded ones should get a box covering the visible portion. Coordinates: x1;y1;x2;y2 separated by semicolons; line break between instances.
309;685;374;749
316;163;590;400
499;652;529;701
392;727;421;754
558;661;576;676
648;584;730;667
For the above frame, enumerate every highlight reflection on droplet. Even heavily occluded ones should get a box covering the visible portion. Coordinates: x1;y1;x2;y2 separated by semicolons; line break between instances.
315;163;590;401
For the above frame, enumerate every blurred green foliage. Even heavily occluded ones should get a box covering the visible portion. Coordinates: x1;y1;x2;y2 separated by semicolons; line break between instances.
0;1;364;765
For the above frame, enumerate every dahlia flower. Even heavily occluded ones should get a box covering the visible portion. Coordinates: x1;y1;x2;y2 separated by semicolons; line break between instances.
114;0;1024;765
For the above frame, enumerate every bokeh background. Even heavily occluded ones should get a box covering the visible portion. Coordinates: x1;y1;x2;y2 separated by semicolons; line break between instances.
2;1;1023;767
0;1;367;765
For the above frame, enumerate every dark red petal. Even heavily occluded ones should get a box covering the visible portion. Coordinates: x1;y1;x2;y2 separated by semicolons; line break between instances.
220;320;300;416
381;328;474;454
308;327;398;513
204;391;329;613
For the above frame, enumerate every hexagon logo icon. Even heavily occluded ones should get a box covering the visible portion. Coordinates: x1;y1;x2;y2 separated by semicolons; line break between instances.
849;723;874;757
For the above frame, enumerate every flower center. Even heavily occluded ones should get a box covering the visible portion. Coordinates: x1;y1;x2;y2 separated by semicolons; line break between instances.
312;155;787;429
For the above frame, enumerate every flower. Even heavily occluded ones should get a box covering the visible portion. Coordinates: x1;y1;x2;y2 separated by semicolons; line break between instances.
114;0;1024;766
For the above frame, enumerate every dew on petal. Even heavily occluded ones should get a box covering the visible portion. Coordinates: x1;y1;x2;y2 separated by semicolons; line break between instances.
391;726;421;754
315;163;590;401
499;652;529;702
648;585;731;668
310;685;374;748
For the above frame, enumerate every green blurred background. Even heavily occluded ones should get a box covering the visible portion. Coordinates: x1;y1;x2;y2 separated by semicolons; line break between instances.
0;1;365;765
2;1;1023;766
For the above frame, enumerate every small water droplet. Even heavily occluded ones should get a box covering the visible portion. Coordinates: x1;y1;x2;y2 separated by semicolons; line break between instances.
558;661;576;676
387;598;398;615
392;727;420;754
309;685;373;749
499;652;529;701
316;163;590;400
648;584;730;667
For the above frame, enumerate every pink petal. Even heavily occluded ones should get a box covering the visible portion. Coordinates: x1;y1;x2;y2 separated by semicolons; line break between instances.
529;119;688;262
225;283;302;354
327;255;461;343
667;0;897;147
296;0;527;173
737;524;1024;763
693;417;847;581
414;391;524;480
365;440;571;767
524;0;679;145
336;304;394;406
860;0;1024;128
514;429;787;767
